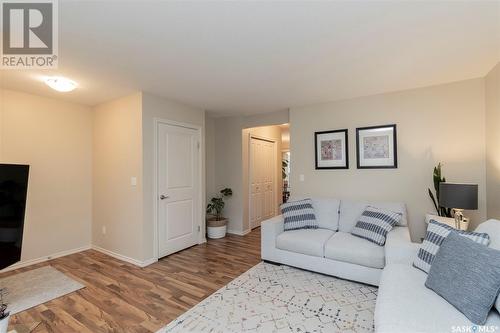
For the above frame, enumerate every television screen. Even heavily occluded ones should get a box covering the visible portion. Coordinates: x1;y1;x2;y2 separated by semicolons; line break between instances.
0;164;29;270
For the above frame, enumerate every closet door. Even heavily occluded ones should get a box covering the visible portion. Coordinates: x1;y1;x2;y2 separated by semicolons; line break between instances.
249;137;276;229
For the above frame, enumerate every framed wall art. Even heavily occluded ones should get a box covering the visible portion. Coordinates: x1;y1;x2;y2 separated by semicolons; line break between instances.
314;129;348;169
356;124;397;169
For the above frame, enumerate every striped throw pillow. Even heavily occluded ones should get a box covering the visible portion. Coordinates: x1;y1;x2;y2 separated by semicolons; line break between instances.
350;206;402;246
281;199;318;231
413;220;490;273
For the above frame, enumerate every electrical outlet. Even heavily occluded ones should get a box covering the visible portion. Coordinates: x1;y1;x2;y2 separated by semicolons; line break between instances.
102;225;106;235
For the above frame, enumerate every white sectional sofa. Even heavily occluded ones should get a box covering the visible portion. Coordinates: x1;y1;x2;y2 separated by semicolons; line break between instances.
261;197;410;286
261;197;500;332
375;218;500;333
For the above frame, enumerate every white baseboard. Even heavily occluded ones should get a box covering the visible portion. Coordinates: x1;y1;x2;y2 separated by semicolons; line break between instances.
227;228;251;236
140;257;158;267
0;245;91;273
91;245;157;268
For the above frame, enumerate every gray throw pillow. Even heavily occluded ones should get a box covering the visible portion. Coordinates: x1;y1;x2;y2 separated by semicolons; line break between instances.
425;232;500;325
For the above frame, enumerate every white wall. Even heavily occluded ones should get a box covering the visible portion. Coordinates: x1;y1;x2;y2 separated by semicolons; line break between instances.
290;79;487;241
92;92;144;262
0;89;92;264
486;62;500;220
142;93;205;261
211;110;289;234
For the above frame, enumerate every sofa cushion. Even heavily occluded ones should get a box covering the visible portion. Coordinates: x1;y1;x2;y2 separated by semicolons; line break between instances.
375;264;500;333
413;220;490;273
290;196;340;231
281;198;318;231
351;206;402;246
339;200;407;232
425;232;500;325
276;228;334;257
324;232;385;269
475;219;500;314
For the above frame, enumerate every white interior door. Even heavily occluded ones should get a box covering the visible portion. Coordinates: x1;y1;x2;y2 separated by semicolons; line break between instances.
157;122;200;258
250;137;276;229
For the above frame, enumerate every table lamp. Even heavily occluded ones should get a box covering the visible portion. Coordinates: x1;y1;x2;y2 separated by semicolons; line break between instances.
439;183;478;230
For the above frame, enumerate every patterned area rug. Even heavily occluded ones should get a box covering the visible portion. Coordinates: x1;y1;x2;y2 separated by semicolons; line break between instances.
157;262;377;333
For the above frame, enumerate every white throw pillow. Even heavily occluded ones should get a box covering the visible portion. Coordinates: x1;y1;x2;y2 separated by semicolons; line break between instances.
280;198;318;231
350;206;402;246
339;200;407;232
289;196;340;231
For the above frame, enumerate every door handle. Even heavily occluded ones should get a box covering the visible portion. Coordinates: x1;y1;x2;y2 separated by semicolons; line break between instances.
160;195;169;200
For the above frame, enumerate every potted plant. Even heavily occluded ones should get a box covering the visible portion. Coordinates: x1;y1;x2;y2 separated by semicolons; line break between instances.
0;288;9;333
206;188;232;239
427;163;455;227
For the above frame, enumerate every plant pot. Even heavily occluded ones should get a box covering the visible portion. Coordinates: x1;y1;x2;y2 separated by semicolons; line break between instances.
0;315;9;333
207;218;228;239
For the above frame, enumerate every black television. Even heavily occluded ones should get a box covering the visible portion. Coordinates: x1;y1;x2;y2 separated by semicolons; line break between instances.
0;164;29;270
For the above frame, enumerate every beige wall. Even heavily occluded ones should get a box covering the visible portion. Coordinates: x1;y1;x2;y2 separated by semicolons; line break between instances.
211;110;289;234
486;62;500;220
290;79;487;241
92;93;144;261
142;93;205;260
0;89;92;264
242;125;283;232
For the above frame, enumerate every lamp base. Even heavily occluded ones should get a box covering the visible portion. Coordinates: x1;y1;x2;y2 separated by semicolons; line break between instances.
452;209;469;231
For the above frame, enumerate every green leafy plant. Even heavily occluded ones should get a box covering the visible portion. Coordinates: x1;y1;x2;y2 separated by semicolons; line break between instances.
282;159;288;179
428;163;452;217
206;188;233;221
0;288;8;320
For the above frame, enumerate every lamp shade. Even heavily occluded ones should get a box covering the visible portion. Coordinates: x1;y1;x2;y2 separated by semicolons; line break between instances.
439;183;478;210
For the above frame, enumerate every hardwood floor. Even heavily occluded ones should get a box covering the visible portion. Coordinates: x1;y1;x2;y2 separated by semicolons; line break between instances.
4;229;261;332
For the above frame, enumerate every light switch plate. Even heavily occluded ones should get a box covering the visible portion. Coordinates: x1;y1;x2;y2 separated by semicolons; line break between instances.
131;177;137;186
299;174;305;182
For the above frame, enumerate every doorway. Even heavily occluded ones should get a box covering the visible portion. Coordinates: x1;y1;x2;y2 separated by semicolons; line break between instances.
155;120;202;258
280;123;291;203
249;136;277;229
244;123;289;231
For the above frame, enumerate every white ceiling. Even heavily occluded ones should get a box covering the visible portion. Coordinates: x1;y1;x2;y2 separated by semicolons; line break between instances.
1;1;499;116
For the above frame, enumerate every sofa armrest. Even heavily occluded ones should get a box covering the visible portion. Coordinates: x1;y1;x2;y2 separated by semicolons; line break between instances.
385;226;420;265
261;215;284;260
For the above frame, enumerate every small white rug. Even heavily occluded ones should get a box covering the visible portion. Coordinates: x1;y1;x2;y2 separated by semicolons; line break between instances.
0;266;84;314
157;262;377;333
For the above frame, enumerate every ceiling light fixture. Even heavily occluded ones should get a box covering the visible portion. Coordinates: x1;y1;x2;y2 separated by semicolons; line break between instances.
44;76;77;92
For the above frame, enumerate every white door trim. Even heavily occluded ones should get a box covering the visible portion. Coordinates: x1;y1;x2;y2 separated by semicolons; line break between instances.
248;134;278;229
153;117;203;260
